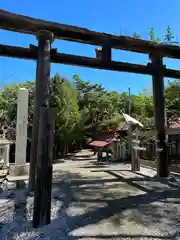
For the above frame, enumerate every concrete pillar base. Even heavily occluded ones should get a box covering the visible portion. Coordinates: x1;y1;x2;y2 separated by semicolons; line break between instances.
9;164;29;177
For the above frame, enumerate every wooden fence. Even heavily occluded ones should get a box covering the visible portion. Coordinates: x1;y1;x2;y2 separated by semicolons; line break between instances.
135;128;180;161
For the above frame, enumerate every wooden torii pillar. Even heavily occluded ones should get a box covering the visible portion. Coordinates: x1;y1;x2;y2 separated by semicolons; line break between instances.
150;53;169;177
29;31;54;191
29;30;55;228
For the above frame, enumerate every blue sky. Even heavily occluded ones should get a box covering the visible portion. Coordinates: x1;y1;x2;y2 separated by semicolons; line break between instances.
1;0;180;94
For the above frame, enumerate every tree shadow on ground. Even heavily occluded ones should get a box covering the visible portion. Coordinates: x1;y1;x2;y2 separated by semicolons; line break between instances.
51;168;180;239
69;156;98;161
0;166;179;239
80;163;109;169
104;170;180;192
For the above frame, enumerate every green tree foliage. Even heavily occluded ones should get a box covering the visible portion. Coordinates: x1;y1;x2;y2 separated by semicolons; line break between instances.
165;80;180;118
132;32;141;39
156;37;161;43
1;73;180;155
131;28;161;43
149;28;156;42
73;75;124;138
0;81;35;125
1;74;180;139
149;28;161;43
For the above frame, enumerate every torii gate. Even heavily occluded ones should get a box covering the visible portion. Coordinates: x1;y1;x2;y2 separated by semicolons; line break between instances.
0;9;178;227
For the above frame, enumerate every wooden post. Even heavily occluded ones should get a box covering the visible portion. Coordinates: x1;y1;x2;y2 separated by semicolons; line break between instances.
102;39;111;63
95;48;102;60
29;30;54;191
131;139;135;171
95;40;111;62
132;140;140;171
135;127;140;171
33;106;55;228
106;146;109;161
128;123;133;164
150;53;169;177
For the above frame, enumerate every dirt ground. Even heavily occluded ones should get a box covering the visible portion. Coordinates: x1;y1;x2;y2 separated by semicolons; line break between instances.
1;150;180;239
51;150;180;239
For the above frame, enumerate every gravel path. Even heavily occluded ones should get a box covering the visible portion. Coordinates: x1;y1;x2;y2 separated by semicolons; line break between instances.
0;152;180;239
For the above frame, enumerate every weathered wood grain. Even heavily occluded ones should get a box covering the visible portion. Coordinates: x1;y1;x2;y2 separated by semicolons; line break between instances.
151;54;169;177
1;9;180;59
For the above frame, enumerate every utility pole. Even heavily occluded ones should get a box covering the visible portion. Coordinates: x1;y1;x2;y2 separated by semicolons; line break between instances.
128;87;131;115
127;87;132;163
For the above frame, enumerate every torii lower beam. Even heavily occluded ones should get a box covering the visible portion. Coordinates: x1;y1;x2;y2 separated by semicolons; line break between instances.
1;44;180;79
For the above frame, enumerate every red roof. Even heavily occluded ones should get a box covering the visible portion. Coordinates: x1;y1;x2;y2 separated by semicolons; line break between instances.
169;117;180;128
89;140;111;147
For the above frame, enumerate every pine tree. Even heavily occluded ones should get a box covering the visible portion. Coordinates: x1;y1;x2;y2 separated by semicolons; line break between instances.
164;26;174;43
